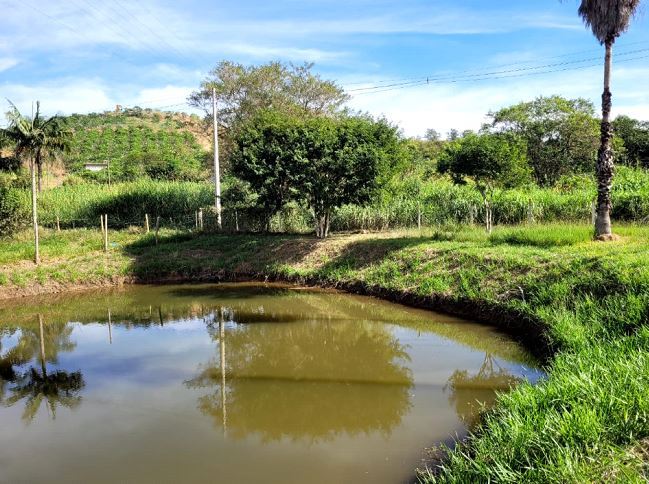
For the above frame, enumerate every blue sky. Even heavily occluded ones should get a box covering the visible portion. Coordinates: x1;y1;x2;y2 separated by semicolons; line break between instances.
1;0;648;136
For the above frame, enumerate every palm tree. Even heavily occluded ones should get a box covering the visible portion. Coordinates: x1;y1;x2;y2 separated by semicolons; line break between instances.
4;101;70;263
577;0;641;239
0;316;84;423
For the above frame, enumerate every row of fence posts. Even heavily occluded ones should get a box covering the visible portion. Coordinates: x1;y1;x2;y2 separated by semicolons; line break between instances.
85;199;602;254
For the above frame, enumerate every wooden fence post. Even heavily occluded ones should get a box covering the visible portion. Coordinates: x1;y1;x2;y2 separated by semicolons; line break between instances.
155;216;160;245
103;214;108;252
145;213;150;234
56;215;61;232
199;208;204;231
591;201;596;225
417;203;422;230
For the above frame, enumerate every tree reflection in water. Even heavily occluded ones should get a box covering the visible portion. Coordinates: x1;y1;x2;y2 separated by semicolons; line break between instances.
186;308;414;443
445;353;521;426
0;315;85;423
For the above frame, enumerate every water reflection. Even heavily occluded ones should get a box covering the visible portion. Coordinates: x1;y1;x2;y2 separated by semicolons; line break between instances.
0;284;542;484
185;309;413;443
445;353;521;425
0;315;85;422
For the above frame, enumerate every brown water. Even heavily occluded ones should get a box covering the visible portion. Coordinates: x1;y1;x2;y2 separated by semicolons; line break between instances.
0;283;542;484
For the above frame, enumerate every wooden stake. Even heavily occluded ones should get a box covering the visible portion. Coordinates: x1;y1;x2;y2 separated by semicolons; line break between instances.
155;216;160;245
31;159;40;265
108;309;112;344
145;213;150;234
417;203;422;230
199;208;204;231
591;201;597;225
103;214;109;252
56;215;60;232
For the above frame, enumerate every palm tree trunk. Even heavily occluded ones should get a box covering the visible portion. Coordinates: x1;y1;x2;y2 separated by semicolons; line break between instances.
31;157;40;264
595;39;615;238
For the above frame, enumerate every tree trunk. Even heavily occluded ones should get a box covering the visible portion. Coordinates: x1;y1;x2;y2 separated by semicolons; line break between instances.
31;158;40;264
595;39;615;238
315;214;325;238
483;198;492;234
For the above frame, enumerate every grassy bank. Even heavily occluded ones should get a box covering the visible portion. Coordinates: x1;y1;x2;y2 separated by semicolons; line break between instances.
1;224;648;481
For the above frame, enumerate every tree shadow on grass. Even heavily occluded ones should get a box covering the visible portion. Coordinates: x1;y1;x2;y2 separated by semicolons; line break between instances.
122;231;439;283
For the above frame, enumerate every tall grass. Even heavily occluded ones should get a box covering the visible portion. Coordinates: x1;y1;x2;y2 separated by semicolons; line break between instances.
5;166;649;235
34;180;214;228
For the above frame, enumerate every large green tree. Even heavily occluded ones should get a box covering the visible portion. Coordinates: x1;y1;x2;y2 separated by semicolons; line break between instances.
613;115;649;168
577;0;641;238
489;96;599;185
301;116;400;237
230;111;305;230
231;111;400;237
438;132;531;233
189;61;349;168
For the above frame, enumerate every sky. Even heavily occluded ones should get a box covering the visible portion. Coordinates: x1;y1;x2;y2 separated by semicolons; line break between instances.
1;0;648;137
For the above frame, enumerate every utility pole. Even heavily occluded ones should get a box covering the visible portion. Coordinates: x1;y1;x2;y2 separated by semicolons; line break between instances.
212;88;222;229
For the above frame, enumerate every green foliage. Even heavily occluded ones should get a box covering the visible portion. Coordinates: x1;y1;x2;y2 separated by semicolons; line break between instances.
63;111;207;182
230;111;305;228
614;115;649;168
3;100;72;190
36;180;214;228
489;96;600;185
231;111;401;236
438;132;531;232
300;115;401;237
0;178;29;236
439;132;531;192
189;61;349;128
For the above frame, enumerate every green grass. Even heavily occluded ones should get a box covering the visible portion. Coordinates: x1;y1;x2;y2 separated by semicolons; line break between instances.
1;223;649;481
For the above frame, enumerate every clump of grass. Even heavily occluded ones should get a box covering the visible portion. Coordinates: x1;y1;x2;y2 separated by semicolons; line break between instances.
489;224;594;248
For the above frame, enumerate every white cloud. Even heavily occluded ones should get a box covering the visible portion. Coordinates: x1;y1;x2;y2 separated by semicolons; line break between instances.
221;43;348;62
348;65;649;137
1;79;115;117
0;57;18;72
133;85;195;107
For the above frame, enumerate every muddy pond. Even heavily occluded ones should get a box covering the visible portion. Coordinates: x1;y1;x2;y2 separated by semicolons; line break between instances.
0;283;542;483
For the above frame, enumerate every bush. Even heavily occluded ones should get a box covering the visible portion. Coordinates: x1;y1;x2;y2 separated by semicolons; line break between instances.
0;180;28;236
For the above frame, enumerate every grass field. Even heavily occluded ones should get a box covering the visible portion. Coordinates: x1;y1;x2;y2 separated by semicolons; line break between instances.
1;223;648;481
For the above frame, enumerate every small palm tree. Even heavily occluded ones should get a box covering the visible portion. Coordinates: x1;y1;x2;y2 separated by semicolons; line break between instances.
5;101;70;192
4;101;70;263
577;0;641;239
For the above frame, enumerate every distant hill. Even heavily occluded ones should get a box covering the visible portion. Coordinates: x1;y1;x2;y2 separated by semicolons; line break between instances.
64;107;210;182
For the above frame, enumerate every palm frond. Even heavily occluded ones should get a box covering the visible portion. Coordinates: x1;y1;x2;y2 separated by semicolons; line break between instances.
578;0;641;44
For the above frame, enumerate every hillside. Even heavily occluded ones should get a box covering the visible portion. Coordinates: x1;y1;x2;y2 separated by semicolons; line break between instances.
63;107;210;182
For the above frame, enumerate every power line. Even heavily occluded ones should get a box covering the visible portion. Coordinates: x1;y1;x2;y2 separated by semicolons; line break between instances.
351;53;649;96
343;40;649;87
347;47;649;93
111;0;204;65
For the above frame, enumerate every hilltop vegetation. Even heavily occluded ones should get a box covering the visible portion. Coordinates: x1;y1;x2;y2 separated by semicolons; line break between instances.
63;108;209;182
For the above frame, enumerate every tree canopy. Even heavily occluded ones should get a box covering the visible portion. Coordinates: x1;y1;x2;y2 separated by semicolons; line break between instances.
189;61;349;130
614;115;649;168
488;96;599;185
438;132;531;232
231;111;400;237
